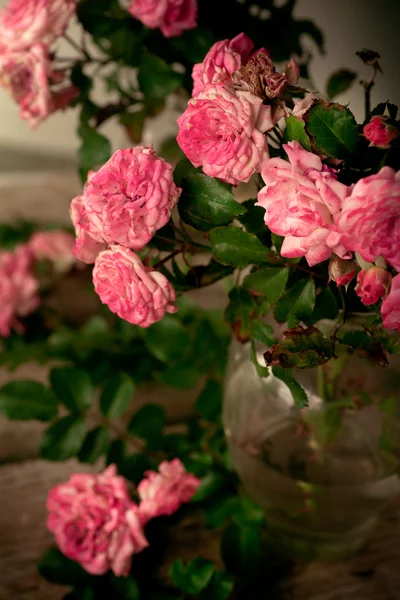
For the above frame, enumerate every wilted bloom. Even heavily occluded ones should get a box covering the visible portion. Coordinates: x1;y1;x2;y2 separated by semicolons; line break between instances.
0;0;76;51
0;43;53;128
93;245;177;327
137;459;201;524
336;167;400;271
70;146;181;261
363;115;399;148
328;256;357;287
177;83;270;185
292;94;318;121
0;245;39;337
381;274;400;331
127;0;197;38
192;32;254;96
28;230;77;271
355;267;392;305
47;465;148;577
257;141;351;266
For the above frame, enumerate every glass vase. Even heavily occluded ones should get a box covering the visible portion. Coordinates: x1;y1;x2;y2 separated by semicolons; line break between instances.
223;331;400;561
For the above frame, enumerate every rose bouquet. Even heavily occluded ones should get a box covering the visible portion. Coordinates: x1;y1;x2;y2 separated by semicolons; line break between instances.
0;0;399;597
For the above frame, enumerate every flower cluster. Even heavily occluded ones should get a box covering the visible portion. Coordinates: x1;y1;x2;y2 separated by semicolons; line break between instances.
177;33;300;185
47;460;200;577
70;146;181;327
127;0;198;38
256;142;400;330
0;229;77;337
0;0;77;128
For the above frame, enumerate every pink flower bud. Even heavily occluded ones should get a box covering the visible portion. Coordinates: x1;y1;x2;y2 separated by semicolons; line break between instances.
328;256;357;287
363;115;399;148
381;273;400;331
284;58;300;86
355;267;392;306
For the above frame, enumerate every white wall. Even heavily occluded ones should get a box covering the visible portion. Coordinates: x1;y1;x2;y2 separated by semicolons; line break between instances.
0;0;398;158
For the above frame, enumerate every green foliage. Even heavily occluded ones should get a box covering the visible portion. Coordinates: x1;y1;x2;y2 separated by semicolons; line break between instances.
305;100;359;158
144;315;190;363
196;379;223;422
224;288;270;342
243;267;289;303
326;69;357;99
50;367;93;412
221;521;264;578
274;279;316;327
283;115;312;150
77;120;112;182
272;366;309;409
128;405;166;443
210;226;268;268
40;415;86;461
0;381;57;421
179;174;246;231
78;426;109;464
170;558;215;596
264;326;333;369
238;199;270;245
138;54;183;99
100;373;135;419
38;548;87;586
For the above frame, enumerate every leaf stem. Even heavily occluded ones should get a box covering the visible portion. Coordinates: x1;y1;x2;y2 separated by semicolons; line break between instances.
63;33;90;60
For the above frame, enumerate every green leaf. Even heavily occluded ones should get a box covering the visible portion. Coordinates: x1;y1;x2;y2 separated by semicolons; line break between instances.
264;326;333;369
40;415;86;461
283;115;312;150
338;330;388;367
145;315;190;363
305;100;359;158
173;157;199;186
170;27;215;63
274;279;316;327
0;381;57;421
170;558;215;595
161;363;201;389
77;0;124;36
50;367;93;412
38;548;87;586
120;452;152;484
210;226;268;268
120;110;146;144
100;373;135;419
243;267;289;303
309;286;339;324
184;260;234;288
196;380;223;422
224;288;257;342
192;471;229;502
109;574;140;599
78;122;111;181
199;571;234;600
272;366;309;408
326;69;357;99
78;426;109;464
238;199;271;243
138;53;182;99
221;522;263;577
252;321;276;346
179;174;246;231
106;438;126;468
128;405;165;441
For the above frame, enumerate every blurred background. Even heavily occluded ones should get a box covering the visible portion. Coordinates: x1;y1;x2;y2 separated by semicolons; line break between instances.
0;0;399;167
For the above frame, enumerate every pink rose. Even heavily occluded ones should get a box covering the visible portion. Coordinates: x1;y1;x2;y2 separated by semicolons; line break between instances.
256;141;351;266
363;115;399;148
355;267;392;306
47;465;148;577
177;83;270;185
93;245;177;327
336;167;400;270
127;0;197;38
137;459;200;524
192;32;254;97
28;230;77;271
381;274;400;331
0;245;39;337
0;43;53;128
0;0;76;51
292;94;318;121
70;146;181;261
328;256;357;287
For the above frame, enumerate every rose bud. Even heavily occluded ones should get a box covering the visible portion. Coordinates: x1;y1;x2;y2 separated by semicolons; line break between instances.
363;115;399;148
355;267;392;305
328;256;357;287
